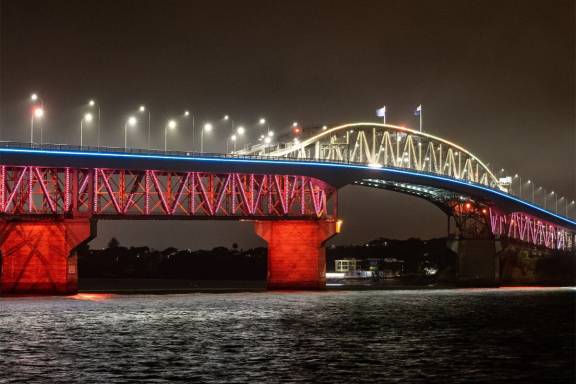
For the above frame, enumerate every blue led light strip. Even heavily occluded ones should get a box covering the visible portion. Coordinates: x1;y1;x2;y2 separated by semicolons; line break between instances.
0;147;574;228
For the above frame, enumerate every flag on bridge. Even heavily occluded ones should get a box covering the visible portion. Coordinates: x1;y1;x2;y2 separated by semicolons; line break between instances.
414;104;422;116
376;106;386;123
414;105;423;132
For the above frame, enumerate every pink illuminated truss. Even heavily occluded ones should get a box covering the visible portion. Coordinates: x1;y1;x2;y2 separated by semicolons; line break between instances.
489;208;574;251
0;166;336;219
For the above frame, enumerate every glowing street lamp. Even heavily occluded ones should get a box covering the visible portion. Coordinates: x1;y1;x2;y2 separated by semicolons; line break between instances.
124;116;137;150
30;93;38;102
201;123;212;153
513;174;522;198
138;105;151;149
80;113;93;148
30;107;44;144
229;134;237;152
164;120;177;151
87;99;102;148
526;180;534;202
259;117;271;137
236;126;245;136
568;200;575;218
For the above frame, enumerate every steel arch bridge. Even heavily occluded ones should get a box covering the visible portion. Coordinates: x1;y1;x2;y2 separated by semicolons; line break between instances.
240;122;502;190
0;122;574;295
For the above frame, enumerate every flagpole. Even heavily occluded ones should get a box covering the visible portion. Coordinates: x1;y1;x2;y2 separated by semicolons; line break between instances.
419;106;423;132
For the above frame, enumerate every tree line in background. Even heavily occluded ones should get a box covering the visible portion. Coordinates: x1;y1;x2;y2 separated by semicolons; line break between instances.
77;236;574;284
78;237;454;281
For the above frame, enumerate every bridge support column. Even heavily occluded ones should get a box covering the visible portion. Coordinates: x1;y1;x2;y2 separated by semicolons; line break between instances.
255;220;338;290
448;237;501;287
0;219;95;296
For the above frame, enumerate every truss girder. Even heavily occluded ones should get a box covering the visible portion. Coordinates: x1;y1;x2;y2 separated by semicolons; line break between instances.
0;166;336;219
489;209;574;251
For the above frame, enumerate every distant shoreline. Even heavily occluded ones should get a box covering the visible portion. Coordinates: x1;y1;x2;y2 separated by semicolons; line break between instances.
78;278;573;295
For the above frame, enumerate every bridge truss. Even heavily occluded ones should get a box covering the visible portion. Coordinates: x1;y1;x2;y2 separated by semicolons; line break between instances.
240;123;503;190
0;165;336;219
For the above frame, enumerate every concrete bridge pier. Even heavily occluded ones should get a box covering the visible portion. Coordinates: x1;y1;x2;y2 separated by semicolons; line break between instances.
448;237;501;287
255;220;339;290
0;219;95;295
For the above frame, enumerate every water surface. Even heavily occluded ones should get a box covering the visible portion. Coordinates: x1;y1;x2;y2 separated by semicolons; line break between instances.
1;287;574;383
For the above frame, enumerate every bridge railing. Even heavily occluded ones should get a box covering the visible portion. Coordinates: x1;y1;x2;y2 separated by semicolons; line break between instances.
0;141;574;221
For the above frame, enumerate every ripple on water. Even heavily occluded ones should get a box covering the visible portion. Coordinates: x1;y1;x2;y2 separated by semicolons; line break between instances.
0;288;574;383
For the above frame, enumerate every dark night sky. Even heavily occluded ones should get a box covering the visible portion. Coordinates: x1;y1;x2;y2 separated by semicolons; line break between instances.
0;0;574;250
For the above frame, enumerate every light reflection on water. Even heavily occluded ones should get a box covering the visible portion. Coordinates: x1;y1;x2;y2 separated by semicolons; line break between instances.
0;287;574;383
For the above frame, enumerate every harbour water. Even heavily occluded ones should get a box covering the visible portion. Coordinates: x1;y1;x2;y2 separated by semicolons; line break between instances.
0;287;574;383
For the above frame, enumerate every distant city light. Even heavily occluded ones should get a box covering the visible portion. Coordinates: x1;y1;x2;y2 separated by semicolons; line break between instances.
322;125;327;130
292;122;298;127
267;131;274;137
230;134;237;141
223;115;229;121
89;100;95;107
259;118;266;125
264;136;271;144
184;111;190;116
139;105;146;112
236;126;245;135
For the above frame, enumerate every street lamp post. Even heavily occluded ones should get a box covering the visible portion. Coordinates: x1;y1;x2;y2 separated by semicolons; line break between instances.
514;174;522;198
230;134;237;152
201;123;212;153
236;126;245;150
568;200;575;218
80;113;93;149
164;120;177;152
31;107;44;145
139;106;151;149
527;180;534;202
124;116;137;150
88;100;102;149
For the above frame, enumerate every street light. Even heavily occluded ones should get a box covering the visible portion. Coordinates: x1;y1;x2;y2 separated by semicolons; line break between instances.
30;93;38;101
201;123;212;153
236;126;245;136
30;107;44;144
229;134;237;151
259;117;271;137
80;113;93;148
124;116;137;150
568;200;575;218
138;105;151;149
527;180;534;202
87;99;101;148
513;174;522;198
164;120;177;151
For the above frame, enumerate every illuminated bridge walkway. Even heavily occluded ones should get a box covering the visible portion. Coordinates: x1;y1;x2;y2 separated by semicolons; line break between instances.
0;122;574;294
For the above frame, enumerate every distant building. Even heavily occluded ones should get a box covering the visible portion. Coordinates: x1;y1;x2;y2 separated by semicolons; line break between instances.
335;259;359;273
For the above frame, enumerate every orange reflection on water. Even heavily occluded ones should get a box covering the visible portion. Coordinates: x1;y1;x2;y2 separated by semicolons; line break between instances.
70;293;115;301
